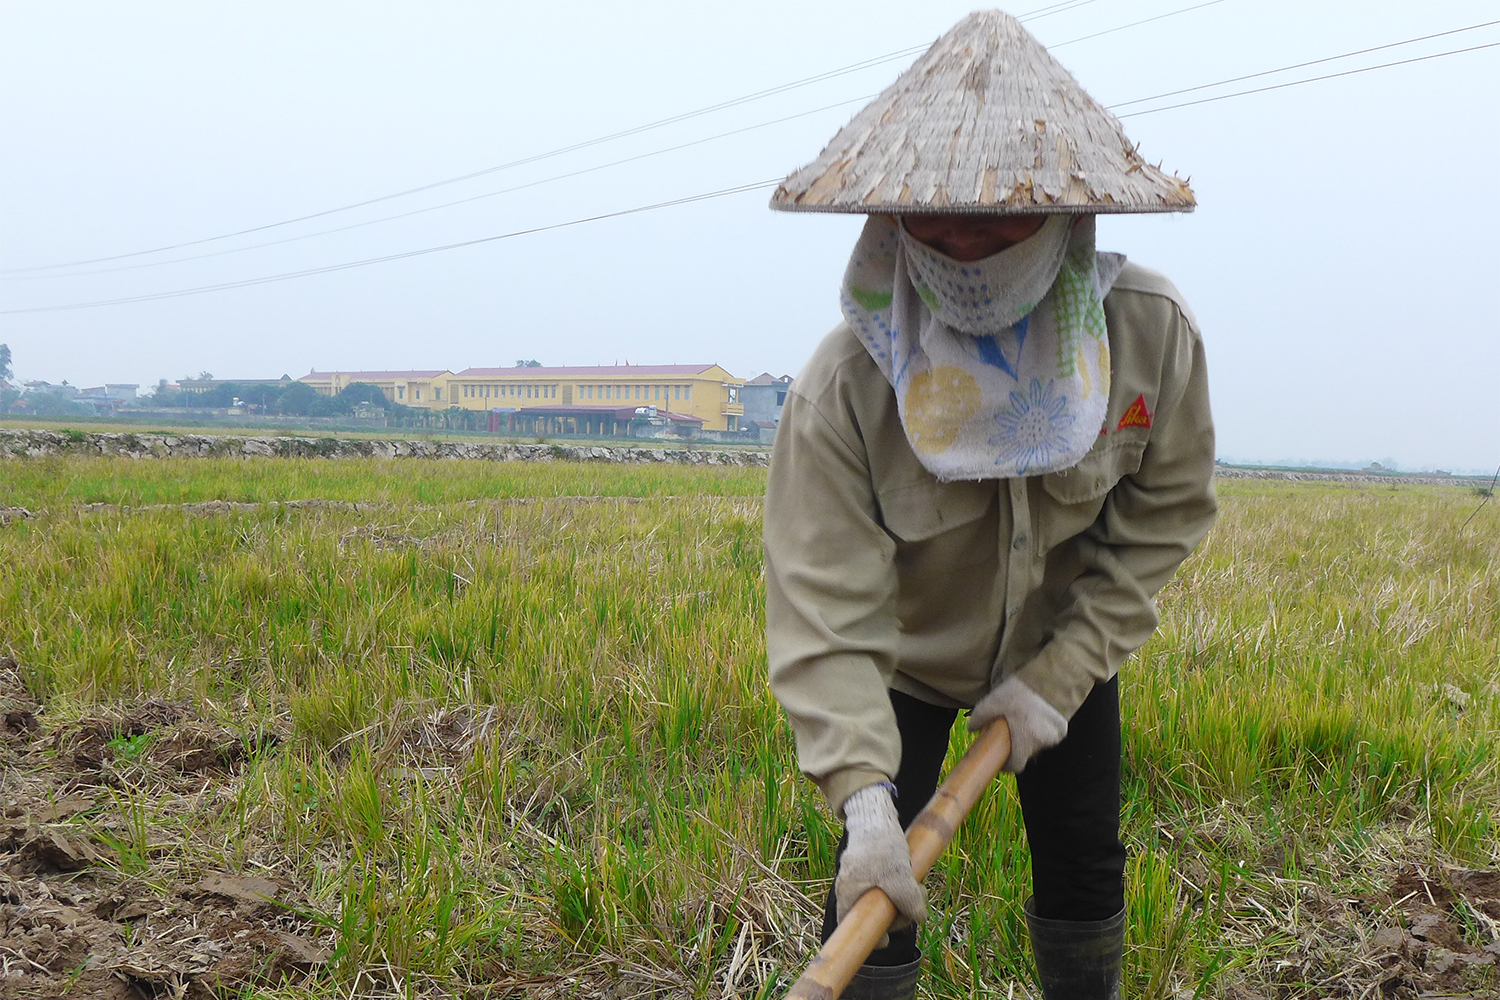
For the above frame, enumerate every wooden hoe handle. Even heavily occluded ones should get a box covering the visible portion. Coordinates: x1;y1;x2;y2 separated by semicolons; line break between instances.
783;719;1012;1000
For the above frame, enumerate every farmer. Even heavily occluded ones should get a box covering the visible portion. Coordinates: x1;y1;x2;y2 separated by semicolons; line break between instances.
764;11;1216;1000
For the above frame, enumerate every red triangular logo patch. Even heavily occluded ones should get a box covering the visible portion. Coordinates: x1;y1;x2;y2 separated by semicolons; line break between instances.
1116;394;1152;430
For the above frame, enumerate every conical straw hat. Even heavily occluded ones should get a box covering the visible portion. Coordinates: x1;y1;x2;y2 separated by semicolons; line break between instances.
770;9;1194;214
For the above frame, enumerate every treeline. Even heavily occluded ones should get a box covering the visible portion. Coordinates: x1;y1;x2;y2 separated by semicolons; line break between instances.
150;381;395;417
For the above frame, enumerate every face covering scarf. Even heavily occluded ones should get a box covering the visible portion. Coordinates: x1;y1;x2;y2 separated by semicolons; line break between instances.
840;214;1127;481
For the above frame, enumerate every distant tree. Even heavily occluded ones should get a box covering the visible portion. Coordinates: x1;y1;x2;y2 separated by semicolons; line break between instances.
308;394;345;418
0;343;11;381
337;382;389;408
273;381;323;416
232;383;287;409
22;390;88;417
197;371;214;380
145;379;187;407
187;382;244;408
515;359;542;368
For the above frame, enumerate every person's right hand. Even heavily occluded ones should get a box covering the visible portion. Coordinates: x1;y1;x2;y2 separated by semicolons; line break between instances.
835;783;927;929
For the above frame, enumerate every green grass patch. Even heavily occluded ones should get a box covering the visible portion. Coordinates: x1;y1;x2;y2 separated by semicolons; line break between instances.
0;454;767;508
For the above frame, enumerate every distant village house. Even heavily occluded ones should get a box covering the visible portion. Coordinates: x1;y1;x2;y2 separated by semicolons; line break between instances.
740;373;793;444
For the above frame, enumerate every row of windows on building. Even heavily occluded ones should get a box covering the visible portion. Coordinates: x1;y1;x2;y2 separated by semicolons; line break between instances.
580;383;693;402
462;384;557;400
458;383;695;403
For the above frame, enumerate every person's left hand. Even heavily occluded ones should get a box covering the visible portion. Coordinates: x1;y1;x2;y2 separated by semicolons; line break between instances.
967;675;1067;772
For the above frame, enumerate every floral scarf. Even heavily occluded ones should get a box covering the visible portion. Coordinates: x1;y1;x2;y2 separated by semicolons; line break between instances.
839;214;1126;481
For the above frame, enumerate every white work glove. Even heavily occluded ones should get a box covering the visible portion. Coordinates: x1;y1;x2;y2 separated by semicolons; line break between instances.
836;783;927;930
967;674;1068;773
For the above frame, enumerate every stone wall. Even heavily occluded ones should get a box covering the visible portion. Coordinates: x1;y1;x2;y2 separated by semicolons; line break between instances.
0;429;769;467
1214;467;1489;488
4;430;1488;489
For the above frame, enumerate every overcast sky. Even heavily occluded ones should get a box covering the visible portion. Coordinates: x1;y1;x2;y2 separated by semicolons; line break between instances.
2;0;1496;471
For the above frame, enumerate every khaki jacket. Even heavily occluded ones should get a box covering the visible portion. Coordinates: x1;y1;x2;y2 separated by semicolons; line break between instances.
764;262;1217;814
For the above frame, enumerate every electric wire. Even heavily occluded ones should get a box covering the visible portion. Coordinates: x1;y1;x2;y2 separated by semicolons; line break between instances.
20;8;1490;283
1052;0;1228;48
1108;17;1499;109
1116;40;1498;118
4;35;1494;315
11;95;877;280
0;0;1106;275
6;0;1228;280
0;70;902;275
0;180;781;314
3;19;1494;313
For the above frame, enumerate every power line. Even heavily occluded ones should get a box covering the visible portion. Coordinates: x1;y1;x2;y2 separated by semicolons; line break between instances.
4;32;1493;315
39;6;1493;282
1014;0;1112;21
0;180;780;315
11;95;877;281
1116;40;1498;118
9;0;1234;280
1;0;1105;275
0;59;904;274
1108;17;1499;110
1052;0;1229;48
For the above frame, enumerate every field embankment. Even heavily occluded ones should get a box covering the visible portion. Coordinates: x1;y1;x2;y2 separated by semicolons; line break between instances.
0;457;1496;999
0;428;770;468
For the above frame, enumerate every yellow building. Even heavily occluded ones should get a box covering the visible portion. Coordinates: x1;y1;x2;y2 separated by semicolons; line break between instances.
300;370;453;406
444;364;746;432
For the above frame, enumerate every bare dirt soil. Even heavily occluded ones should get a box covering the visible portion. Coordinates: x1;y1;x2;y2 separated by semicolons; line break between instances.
1240;866;1500;999
1364;869;1500;997
0;658;327;999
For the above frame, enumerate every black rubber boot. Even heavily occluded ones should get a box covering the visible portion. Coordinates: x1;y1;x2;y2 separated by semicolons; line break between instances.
840;951;921;1000
1024;897;1125;1000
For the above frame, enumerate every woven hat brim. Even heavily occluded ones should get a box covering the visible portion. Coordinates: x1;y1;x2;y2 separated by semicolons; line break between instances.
768;195;1194;214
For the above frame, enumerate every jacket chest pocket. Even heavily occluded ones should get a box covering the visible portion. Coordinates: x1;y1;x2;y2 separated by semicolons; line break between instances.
877;479;997;576
1037;436;1147;547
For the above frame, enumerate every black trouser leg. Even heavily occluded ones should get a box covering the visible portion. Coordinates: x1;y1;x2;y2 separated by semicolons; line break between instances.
1019;677;1128;1000
1016;676;1125;921
820;689;958;966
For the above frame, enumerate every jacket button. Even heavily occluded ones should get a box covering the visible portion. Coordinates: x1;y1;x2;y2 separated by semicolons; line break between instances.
1013;534;1028;550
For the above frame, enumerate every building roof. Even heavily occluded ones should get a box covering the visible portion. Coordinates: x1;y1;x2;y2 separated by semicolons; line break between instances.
301;370;448;381
745;372;792;385
181;377;292;388
453;364;721;378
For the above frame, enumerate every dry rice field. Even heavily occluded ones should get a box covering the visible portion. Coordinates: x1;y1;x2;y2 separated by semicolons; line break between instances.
1;456;1496;998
